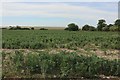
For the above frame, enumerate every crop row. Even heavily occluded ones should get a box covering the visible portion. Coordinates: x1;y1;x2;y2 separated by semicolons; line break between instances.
2;30;120;49
2;51;120;78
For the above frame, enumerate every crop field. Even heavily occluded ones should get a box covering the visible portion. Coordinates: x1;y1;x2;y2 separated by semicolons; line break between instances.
2;30;120;79
2;30;120;49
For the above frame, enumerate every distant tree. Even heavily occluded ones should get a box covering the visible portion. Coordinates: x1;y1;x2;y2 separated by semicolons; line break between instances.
67;23;79;31
102;26;110;31
97;19;107;31
40;28;48;30
9;26;12;28
9;26;30;30
115;19;120;26
31;27;34;30
82;24;96;31
107;24;113;28
9;26;14;30
21;28;30;30
101;24;113;31
89;26;96;31
9;27;14;30
115;19;120;31
16;26;21;30
64;27;69;30
82;24;90;31
109;26;119;31
2;28;7;29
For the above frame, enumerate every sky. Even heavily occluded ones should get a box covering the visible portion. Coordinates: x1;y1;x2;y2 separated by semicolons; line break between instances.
0;0;119;2
0;1;119;28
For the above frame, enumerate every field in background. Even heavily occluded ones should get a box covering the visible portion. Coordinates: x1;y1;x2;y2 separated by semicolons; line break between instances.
1;26;65;30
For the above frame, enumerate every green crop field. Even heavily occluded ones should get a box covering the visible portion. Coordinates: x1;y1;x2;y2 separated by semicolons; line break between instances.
2;30;120;49
2;30;120;79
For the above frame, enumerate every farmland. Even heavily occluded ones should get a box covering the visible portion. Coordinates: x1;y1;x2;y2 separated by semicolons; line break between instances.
2;29;120;79
2;30;120;49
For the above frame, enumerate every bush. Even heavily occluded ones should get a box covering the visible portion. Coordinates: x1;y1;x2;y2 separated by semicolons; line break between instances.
102;26;110;31
66;23;79;31
2;28;7;29
31;27;34;30
82;25;96;31
115;19;120;26
64;27;69;30
9;26;30;30
89;26;96;31
82;25;90;31
21;28;30;30
109;26;119;31
40;28;48;30
97;19;107;31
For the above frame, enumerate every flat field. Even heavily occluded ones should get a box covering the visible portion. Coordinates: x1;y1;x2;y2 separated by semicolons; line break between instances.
2;30;120;79
2;30;119;49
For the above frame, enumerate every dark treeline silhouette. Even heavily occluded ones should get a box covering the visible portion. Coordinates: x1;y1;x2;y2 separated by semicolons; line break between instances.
7;26;48;30
65;19;120;31
65;23;79;31
40;28;48;30
9;26;30;30
2;19;120;31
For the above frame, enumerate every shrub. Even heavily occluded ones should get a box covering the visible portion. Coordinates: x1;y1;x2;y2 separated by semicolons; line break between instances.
64;27;69;30
102;26;110;31
109;26;119;31
2;28;7;29
82;25;90;31
66;23;79;31
31;27;34;30
9;26;30;30
89;26;96;31
82;25;96;31
40;28;48;30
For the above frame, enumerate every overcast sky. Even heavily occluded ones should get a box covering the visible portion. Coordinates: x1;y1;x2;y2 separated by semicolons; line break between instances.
1;1;118;27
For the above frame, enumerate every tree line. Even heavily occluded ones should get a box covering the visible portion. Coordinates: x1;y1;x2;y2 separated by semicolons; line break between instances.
2;19;120;31
65;19;120;31
7;26;48;30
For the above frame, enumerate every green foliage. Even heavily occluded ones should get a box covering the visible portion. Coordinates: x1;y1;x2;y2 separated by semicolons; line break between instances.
66;23;79;31
89;26;96;31
3;51;120;78
107;24;114;28
109;26;119;31
9;26;30;30
64;27;69;30
97;19;107;31
40;28;48;30
31;27;34;30
2;28;7;29
2;30;119;49
115;19;120;26
82;24;90;31
102;26;110;31
82;24;96;31
12;51;25;72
